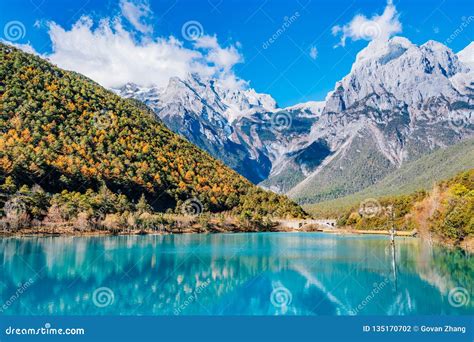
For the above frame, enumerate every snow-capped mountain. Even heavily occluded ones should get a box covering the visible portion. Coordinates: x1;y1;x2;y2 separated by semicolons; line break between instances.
116;37;474;203
116;74;292;183
284;37;474;203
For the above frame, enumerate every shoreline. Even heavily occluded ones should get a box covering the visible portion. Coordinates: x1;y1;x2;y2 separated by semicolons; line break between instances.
2;225;471;253
317;227;417;237
0;226;420;238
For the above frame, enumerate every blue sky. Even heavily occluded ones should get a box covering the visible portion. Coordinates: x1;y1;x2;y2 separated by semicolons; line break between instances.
1;0;473;106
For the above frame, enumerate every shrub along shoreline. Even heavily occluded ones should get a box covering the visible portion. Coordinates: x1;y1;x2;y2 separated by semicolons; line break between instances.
0;176;294;235
335;170;474;252
0;213;280;237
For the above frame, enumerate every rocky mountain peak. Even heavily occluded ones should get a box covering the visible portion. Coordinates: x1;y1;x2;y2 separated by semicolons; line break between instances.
353;36;414;68
325;38;471;114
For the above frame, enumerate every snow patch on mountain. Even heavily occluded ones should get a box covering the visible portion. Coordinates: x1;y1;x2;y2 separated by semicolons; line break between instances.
457;42;474;70
452;42;474;94
285;101;325;116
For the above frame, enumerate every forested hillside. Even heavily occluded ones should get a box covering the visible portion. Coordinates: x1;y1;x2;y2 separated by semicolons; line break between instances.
337;169;474;249
0;43;305;231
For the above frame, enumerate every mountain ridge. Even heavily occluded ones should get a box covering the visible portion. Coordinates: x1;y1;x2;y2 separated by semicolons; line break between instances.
115;36;474;204
285;36;473;203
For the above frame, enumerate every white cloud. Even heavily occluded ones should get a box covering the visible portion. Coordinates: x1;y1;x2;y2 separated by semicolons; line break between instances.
119;0;153;34
309;46;318;60
194;35;245;88
332;1;402;47
194;35;242;71
44;15;244;90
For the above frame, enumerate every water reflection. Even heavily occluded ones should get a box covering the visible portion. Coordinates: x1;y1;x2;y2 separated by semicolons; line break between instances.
0;233;472;315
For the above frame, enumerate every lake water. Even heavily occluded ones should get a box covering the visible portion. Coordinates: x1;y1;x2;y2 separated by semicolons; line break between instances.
1;233;472;315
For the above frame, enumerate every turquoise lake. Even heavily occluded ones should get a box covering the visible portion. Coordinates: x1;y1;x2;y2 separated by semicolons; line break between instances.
1;233;473;315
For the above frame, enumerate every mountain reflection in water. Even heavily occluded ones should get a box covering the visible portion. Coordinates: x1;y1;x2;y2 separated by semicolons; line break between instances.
1;233;472;315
